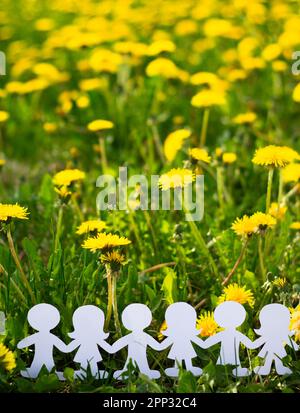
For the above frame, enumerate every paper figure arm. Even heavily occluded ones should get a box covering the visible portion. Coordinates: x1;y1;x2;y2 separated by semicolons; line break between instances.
111;336;130;353
157;337;172;350
191;336;208;349
64;339;80;353
53;335;69;353
246;337;265;349
238;333;256;349
99;340;115;354
17;333;37;349
146;335;165;351
200;333;222;349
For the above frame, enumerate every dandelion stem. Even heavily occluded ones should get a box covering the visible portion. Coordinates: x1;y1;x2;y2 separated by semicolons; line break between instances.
266;168;274;213
277;168;283;206
283;183;299;203
99;135;108;173
258;236;266;280
105;264;113;330
150;122;165;163
112;270;122;338
216;166;225;211
54;206;64;252
6;226;35;303
222;239;249;286
200;108;210;147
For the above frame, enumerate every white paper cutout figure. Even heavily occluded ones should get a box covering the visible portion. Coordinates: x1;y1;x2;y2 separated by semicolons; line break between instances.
159;302;206;377
111;303;161;380
250;303;299;376
204;301;253;377
65;305;114;379
17;303;67;379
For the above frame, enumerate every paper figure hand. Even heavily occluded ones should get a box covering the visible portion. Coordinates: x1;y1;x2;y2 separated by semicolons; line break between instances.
99;340;115;354
64;340;80;353
246;337;264;350
111;336;129;353
157;337;172;351
146;335;164;351
17;334;36;349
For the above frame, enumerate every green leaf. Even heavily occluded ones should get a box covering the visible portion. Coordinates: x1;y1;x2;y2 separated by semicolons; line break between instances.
161;268;177;305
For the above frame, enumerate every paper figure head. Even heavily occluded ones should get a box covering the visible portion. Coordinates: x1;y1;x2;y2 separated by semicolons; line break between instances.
69;305;108;340
163;302;199;337
27;303;60;331
255;303;291;339
214;301;246;328
122;303;152;331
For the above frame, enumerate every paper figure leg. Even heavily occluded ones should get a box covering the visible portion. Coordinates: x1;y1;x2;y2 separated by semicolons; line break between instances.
165;360;182;377
113;358;130;380
185;359;202;376
274;358;292;375
21;360;54;379
232;366;250;377
254;356;273;375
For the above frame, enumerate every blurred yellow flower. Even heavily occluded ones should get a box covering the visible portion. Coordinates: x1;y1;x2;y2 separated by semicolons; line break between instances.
273;277;287;288
0;343;16;372
292;83;300;103
268;202;287;220
282;163;300;183
197;311;219;337
290;305;300;341
222;152;237;164
0;111;9;123
290;222;300;230
159;168;194;190
163;129;191;162
87;119;114;132
191;89;226;108
54;186;72;200
233;112;257;125
82;233;131;252
252;145;299;168
158;320;167;341
0;159;6;167
147;40;175;56
262;43;281;61
76;220;107;235
0;204;29;222
189;148;211;163
53;169;85;187
190;72;219;87
43;122;57;133
100;251;126;265
218;283;255;307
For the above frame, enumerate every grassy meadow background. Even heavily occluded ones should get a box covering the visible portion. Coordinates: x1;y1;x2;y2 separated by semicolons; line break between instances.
0;0;300;393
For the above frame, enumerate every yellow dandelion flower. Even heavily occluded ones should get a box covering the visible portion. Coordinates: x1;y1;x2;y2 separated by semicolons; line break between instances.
76;220;106;235
163;129;191;162
87;119;114;132
43;122;57;133
147;40;176;56
252;145;300;168
233;112;257;125
100;251;126;265
290;222;300;230
218;283;255;307
222;152;237;164
231;215;257;237
189;148;211;163
0;111;9;123
53;169;85;187
0;159;6;167
0;343;16;372
0;204;29;222
250;212;276;231
282;163;300;183
197;311;219;337
191;89;226;108
268;202;287;220
157;320;167;341
146;58;182;79
290;305;300;342
292;83;300;103
273;277;287;288
159;168;194;191
82;232;131;252
190;72;219;87
54;186;72;199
